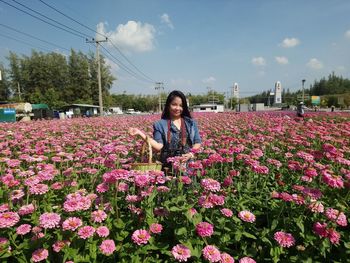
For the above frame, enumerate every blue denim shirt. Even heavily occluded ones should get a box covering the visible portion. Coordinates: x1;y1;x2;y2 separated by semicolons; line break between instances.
153;116;201;149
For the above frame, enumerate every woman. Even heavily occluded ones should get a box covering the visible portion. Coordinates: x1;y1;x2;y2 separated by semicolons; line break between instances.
128;90;201;170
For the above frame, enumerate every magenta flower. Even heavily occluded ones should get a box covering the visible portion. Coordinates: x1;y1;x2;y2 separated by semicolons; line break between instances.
78;226;95;239
31;248;49;262
99;239;116;256
39;212;61;229
220;208;233;218
221;253;235;263
18;204;35;216
0;212;20;228
201;178;221;192
62;217;82;231
171;244;191;262
29;184;49;195
274;231;296;248
131;229;151;245
238;210;256;223
202;245;221;262
91;210;107;223
196;222;214;237
52;240;70;252
150;223;163;234
16;224;32;235
239;257;256;263
96;226;110;237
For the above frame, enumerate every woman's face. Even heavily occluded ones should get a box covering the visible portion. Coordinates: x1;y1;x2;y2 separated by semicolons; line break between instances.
169;96;183;118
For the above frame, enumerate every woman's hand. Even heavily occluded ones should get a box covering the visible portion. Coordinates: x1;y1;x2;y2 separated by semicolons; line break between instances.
181;152;194;162
128;127;141;136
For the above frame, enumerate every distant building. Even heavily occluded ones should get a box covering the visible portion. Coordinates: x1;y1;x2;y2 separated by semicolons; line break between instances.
274;81;282;104
192;104;224;113
60;104;100;117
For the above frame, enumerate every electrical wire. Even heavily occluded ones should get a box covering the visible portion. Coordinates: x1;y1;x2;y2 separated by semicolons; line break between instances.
38;0;156;83
0;23;70;52
0;32;53;52
0;0;87;39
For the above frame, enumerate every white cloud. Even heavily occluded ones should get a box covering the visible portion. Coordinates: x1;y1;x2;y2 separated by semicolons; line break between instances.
96;21;156;53
336;65;346;72
280;37;300;48
345;30;350;39
306;58;323;70
104;57;120;75
160;13;174;29
275;56;289;65
202;76;216;84
252;57;266;66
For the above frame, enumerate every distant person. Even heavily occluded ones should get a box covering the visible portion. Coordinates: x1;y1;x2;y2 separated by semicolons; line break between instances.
128;90;201;172
296;102;306;117
331;105;335;112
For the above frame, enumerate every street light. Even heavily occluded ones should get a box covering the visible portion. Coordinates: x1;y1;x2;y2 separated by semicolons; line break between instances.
302;79;306;102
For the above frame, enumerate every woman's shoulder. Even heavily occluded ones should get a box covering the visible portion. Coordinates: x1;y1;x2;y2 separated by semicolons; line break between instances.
154;119;168;129
184;116;196;125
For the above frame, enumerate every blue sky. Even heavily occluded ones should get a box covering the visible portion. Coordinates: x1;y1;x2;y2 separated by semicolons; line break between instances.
0;0;349;97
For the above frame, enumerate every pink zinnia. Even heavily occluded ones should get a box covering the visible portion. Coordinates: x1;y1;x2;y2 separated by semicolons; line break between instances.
52;240;70;252
77;226;95;239
39;212;61;229
220;208;233;218
150;223;163;234
196;222;214;237
16;224;32;235
96;226;110;237
327;228;341;244
62;217;82;231
201;178;221;192
274;231;295;248
313;222;328;237
99;239;116;256
91;210;107;223
0;212;20;228
31;248;49;262
238;211;256;223
220;253;235;263
171;244;191;262
29;184;49;195
308;201;324;213
131;229;151;245
18;204;35;216
239;257;256;263
202;245;221;262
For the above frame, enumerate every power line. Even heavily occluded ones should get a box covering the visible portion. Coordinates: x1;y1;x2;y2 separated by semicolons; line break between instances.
0;23;70;52
38;0;156;83
0;32;53;52
100;44;154;85
0;0;87;39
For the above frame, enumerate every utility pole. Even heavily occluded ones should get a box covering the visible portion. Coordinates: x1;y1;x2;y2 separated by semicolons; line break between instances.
86;37;108;116
302;79;306;102
155;82;164;112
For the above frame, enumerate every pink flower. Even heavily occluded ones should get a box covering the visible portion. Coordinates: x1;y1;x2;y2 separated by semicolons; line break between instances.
313;222;328;238
31;248;49;262
78;226;95;239
201;178;221;192
172;244;191;262
274;231;295;248
0;212;20;228
150;223;163;234
220;208;233;218
16;224;32;235
62;217;82;231
325;208;348;227
39;212;61;229
238;211;256;223
52;240;70;252
308;201;324;213
91;210;107;223
131;229;151;245
96;226;110;237
29;184;49;195
327;228;340;244
239;257;256;263
18;204;35;216
202;245;221;262
99;239;116;256
220;253;235;263
196;222;214;237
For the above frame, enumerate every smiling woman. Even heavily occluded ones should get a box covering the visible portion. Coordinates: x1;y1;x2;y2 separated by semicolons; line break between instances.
128;90;201;171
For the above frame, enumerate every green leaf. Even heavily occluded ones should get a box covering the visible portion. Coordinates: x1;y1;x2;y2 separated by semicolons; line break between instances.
242;231;257;239
296;219;304;233
175;227;187;236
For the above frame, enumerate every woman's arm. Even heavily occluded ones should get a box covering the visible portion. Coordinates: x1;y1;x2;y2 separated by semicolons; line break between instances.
128;128;164;152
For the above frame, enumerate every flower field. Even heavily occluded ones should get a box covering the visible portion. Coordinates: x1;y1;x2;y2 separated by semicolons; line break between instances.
0;112;349;262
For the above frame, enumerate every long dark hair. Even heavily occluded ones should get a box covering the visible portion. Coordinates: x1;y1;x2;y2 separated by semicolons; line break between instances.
161;90;192;119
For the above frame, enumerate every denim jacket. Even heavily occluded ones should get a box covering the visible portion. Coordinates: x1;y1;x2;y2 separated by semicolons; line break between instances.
153;116;201;147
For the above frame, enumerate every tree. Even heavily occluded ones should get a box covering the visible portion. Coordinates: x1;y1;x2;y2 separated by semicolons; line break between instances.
0;64;11;101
